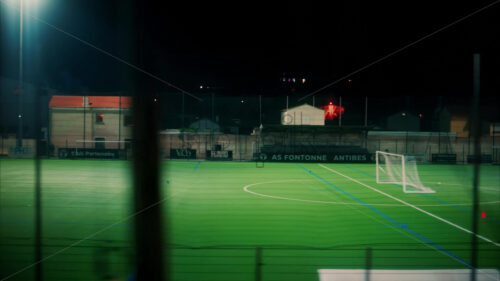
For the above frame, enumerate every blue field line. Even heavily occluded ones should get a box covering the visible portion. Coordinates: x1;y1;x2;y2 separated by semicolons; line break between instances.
384;223;407;228
296;164;471;268
126;269;137;281
193;161;201;171
384;225;403;228
341;164;500;225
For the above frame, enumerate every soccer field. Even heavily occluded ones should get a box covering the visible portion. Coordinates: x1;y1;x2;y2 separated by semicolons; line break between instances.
0;159;499;281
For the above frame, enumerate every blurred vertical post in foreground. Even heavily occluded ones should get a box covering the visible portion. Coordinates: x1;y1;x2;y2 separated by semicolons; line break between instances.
470;53;480;281
120;1;166;280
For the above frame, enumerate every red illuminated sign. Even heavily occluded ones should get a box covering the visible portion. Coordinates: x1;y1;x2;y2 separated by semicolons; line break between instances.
320;102;344;120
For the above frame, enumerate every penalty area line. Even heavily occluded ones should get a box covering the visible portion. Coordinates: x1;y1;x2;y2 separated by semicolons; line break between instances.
319;164;500;248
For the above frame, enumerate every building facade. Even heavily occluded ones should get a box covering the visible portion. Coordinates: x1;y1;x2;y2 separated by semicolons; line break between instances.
281;103;325;126
49;96;132;154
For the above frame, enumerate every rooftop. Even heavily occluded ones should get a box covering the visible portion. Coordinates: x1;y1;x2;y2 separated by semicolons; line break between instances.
49;96;132;108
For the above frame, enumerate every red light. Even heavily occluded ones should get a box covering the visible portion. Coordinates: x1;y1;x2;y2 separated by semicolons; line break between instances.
320;103;344;120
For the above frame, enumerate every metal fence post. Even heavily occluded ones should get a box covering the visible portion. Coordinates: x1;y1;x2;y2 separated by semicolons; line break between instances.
255;247;262;281
463;143;465;163
365;247;372;281
124;1;165;280
470;53;481;281
34;87;43;281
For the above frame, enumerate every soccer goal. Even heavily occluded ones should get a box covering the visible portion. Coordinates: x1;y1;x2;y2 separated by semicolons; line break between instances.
376;151;435;193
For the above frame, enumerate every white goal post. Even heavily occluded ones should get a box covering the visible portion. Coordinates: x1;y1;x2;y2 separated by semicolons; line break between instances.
376;151;435;193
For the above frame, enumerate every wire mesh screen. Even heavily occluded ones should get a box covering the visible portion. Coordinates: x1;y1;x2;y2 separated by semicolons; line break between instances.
1;1;500;281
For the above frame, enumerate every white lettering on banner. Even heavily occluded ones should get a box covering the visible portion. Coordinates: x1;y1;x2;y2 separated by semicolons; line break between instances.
211;150;229;158
273;154;327;161
333;155;367;161
265;154;369;162
64;149;118;158
175;149;192;157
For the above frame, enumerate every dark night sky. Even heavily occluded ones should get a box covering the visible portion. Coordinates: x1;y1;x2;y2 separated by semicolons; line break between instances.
1;0;500;98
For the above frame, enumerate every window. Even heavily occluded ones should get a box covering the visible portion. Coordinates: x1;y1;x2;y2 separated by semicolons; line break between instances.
96;114;104;124
95;137;105;149
124;115;132;126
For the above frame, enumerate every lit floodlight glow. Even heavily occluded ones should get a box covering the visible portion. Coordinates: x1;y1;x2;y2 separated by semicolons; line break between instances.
7;0;43;9
23;0;42;7
320;102;344;120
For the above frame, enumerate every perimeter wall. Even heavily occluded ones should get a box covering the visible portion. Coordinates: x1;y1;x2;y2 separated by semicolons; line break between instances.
161;131;499;164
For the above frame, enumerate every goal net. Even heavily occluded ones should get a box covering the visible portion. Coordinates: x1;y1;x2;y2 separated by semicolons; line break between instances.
376;151;435;193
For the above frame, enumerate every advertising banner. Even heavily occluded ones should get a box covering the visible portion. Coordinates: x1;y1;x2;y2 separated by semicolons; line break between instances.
206;150;233;160
8;146;34;158
58;148;123;159
170;149;197;159
431;154;456;164
256;152;373;163
405;154;427;164
467;154;492;164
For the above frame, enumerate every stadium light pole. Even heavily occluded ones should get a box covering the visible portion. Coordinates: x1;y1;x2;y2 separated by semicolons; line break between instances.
15;0;41;147
16;0;24;147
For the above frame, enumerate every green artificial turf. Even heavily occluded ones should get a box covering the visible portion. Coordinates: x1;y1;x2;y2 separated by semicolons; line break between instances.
0;159;499;280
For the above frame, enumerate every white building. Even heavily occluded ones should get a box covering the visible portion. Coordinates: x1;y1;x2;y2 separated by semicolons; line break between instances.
281;103;325;126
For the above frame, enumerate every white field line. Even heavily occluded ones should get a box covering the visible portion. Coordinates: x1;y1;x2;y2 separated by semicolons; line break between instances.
244;180;405;206
317;269;500;281
418;181;500;193
243;179;480;267
243;180;500;207
319;164;500;248
298;179;455;263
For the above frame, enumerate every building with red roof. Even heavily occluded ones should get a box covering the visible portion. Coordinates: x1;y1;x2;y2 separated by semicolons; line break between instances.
49;96;132;157
49;96;133;108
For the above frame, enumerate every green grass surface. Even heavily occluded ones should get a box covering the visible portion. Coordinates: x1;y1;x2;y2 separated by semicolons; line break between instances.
0;159;499;280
